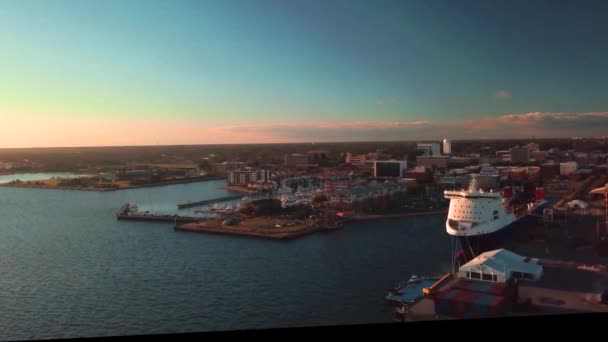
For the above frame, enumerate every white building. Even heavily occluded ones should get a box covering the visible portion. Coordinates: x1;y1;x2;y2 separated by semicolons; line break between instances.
526;142;540;152
417;143;441;157
442;139;451;155
373;160;407;178
228;168;271;186
559;162;578;176
345;153;373;166
459;249;543;283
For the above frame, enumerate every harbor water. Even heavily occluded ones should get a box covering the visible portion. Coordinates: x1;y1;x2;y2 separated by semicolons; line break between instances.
0;179;451;340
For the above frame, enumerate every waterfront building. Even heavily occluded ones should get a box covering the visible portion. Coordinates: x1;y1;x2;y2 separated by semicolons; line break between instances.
307;150;329;164
404;166;433;183
345;153;372;166
210;161;246;175
437;176;471;189
448;156;478;168
345;152;390;167
373;160;407;178
417;143;441;157
531;150;549;162
416;156;449;170
228;168;271;186
0;162;14;170
284;153;310;166
479;147;495;164
560;162;578;176
526;142;540;152
540;162;560;180
442;139;452;155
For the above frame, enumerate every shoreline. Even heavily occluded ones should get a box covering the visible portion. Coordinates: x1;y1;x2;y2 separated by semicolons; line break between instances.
172;210;448;240
174;223;321;240
349;210;448;221
0;176;226;191
222;185;260;194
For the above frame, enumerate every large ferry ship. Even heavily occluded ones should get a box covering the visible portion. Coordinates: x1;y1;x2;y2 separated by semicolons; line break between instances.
444;174;549;260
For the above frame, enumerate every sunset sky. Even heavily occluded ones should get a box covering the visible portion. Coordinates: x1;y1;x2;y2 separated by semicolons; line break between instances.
1;0;607;147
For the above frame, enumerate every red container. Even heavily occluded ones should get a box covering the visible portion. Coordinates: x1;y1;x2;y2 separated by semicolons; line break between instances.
435;288;482;318
486;295;507;317
451;279;516;303
503;187;513;199
435;285;510;318
535;187;545;201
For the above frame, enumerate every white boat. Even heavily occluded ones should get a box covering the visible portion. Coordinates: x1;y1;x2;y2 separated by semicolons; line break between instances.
280;195;298;208
444;174;549;259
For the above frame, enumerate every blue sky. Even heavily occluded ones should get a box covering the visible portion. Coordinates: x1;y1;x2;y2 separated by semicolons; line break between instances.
1;0;607;147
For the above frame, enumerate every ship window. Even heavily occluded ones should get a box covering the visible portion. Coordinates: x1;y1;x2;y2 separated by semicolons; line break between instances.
493;274;498;281
470;272;481;280
482;274;494;281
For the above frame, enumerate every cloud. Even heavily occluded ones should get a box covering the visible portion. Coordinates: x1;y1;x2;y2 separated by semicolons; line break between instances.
376;97;398;106
495;90;511;101
204;112;608;142
1;111;607;147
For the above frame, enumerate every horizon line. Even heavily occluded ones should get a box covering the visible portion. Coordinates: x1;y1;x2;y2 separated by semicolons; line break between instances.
0;136;599;150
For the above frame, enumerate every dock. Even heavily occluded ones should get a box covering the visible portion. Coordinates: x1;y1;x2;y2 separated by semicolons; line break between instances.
177;195;244;209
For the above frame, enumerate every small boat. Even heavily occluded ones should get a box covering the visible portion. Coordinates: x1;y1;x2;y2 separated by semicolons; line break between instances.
385;275;441;306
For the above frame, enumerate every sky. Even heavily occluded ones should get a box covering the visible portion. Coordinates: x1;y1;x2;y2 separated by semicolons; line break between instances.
1;0;607;147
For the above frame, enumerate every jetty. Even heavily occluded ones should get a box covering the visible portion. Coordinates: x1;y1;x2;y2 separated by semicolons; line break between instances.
177;195;244;209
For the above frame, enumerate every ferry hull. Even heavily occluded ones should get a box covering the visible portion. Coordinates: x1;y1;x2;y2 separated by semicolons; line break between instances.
455;201;551;260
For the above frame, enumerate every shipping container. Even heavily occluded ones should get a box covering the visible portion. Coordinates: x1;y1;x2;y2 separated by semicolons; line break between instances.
503;187;513;199
434;288;507;318
450;279;516;302
535;187;545;201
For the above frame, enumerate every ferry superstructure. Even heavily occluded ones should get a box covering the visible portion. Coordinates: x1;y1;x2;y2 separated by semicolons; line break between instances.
444;175;548;259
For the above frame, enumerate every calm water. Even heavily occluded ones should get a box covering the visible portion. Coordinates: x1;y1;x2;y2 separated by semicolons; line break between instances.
0;179;451;340
0;173;92;184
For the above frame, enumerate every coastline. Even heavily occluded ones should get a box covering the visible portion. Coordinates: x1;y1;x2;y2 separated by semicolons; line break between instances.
0;176;226;191
349;210;448;221
222;185;260;194
175;223;321;240
171;210;448;240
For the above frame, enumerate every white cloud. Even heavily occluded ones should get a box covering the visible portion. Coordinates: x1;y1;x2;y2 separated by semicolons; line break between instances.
495;90;511;101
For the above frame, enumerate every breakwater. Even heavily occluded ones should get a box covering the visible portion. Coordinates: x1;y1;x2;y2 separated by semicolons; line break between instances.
177;195;244;209
116;203;203;224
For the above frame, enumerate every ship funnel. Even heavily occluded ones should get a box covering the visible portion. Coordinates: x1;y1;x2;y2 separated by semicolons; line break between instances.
503;186;513;199
535;187;545;201
468;174;479;192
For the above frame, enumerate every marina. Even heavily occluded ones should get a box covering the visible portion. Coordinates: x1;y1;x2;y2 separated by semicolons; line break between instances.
116;203;203;223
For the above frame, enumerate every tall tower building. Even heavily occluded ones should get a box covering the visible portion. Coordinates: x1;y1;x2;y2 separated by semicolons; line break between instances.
443;139;452;155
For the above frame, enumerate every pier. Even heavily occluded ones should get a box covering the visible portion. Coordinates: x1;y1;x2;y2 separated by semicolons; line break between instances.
177;195;244;209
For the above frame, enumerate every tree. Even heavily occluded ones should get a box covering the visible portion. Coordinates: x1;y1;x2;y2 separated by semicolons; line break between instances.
294;205;312;219
312;194;329;206
198;159;210;171
240;204;255;216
